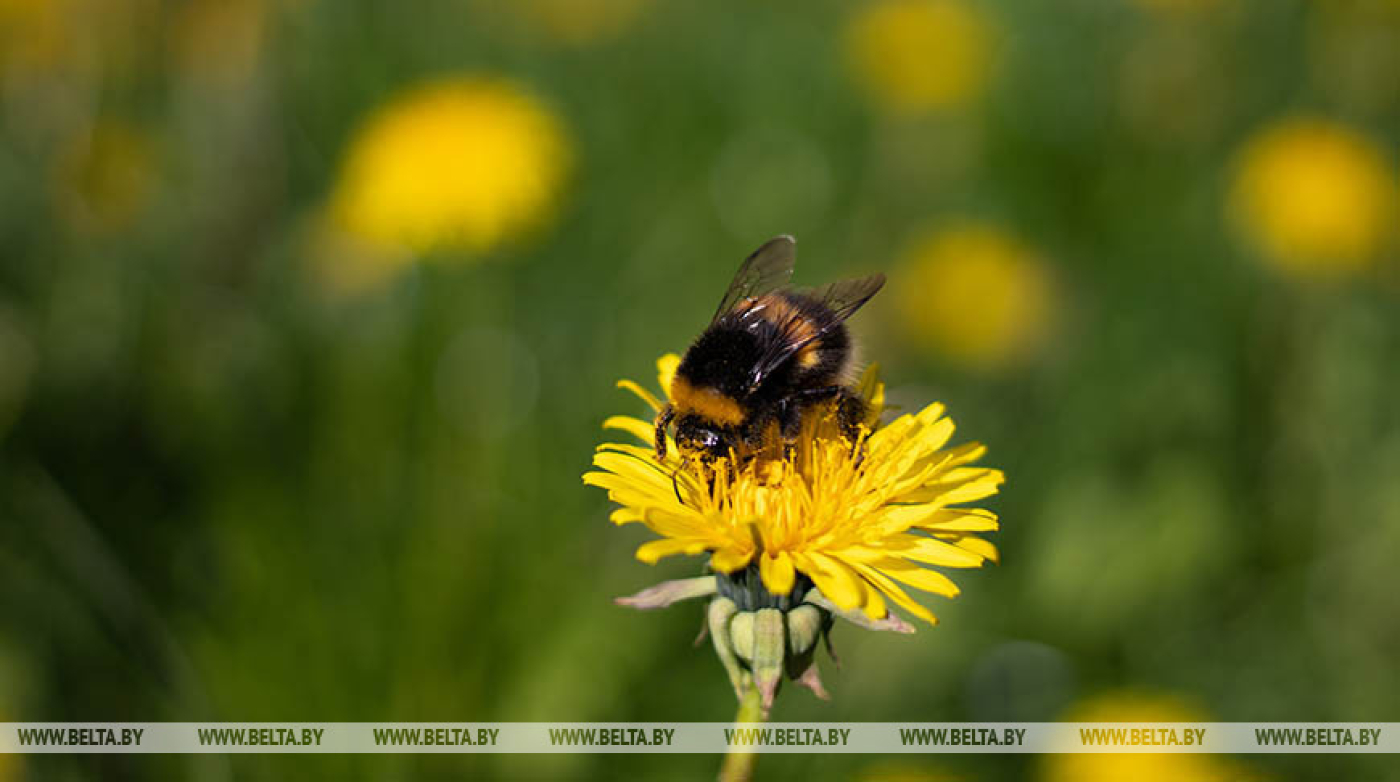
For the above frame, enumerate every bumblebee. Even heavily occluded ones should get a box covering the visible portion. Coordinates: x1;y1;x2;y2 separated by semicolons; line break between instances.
654;235;885;462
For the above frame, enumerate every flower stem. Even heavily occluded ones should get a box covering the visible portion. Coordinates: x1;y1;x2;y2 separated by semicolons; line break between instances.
718;683;767;782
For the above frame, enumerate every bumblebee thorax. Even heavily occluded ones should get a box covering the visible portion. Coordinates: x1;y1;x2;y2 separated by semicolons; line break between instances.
677;326;764;392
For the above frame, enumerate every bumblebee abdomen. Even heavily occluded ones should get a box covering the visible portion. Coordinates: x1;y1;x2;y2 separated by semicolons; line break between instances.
751;291;851;384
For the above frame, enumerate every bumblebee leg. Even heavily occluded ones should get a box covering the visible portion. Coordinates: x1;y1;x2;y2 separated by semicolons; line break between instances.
833;389;869;442
796;386;865;435
776;398;801;439
654;405;675;460
796;387;869;447
796;385;844;404
740;413;785;463
796;386;846;430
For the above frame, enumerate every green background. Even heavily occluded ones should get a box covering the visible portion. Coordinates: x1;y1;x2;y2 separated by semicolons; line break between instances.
2;0;1398;779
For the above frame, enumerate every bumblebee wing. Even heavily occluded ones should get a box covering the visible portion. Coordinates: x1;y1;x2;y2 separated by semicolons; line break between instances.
712;235;796;322
749;273;886;389
803;273;886;326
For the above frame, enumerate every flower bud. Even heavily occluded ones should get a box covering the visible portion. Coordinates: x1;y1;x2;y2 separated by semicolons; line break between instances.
613;566;920;713
702;565;840;713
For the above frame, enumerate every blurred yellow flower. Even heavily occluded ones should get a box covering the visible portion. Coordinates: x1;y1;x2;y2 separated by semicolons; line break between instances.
844;0;995;114
894;223;1053;369
328;77;570;257
1228;117;1397;277
515;0;649;46
51;119;157;233
1042;691;1238;782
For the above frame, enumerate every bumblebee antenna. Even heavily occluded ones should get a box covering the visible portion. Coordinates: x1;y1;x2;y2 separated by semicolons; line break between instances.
671;452;700;507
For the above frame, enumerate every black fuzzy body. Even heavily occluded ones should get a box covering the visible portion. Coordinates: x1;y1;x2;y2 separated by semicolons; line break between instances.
671;291;863;459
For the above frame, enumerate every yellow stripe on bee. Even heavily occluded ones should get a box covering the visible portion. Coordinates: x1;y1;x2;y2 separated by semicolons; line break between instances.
670;376;746;426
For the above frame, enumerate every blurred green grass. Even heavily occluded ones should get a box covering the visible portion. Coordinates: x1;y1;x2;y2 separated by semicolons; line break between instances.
2;0;1400;779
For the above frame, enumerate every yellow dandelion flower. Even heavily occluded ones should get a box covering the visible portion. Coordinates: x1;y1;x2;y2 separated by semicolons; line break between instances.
894;223;1052;369
844;0;995;114
1228;117;1397;277
328;77;570;257
1042;691;1247;782
585;354;1002;627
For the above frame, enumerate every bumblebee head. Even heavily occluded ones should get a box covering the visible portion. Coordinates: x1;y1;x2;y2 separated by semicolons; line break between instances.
674;414;733;460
